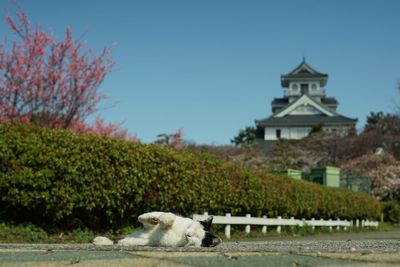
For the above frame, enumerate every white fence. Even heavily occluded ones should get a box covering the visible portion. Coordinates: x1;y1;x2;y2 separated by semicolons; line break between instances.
193;212;379;239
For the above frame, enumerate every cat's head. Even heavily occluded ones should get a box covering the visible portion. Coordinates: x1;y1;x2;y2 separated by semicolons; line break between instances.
185;216;221;247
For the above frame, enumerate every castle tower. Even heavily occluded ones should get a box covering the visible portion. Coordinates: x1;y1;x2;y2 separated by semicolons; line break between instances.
256;59;357;144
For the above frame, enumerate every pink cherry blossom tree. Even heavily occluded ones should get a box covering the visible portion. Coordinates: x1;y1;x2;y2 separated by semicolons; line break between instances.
0;10;129;139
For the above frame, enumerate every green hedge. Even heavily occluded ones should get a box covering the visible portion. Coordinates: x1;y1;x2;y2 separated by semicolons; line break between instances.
0;124;380;230
381;201;400;224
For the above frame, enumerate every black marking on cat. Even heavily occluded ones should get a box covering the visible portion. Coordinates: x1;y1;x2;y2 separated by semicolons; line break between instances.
93;212;222;247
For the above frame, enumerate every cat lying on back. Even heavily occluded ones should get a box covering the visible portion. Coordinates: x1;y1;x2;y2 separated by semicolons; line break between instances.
93;212;221;247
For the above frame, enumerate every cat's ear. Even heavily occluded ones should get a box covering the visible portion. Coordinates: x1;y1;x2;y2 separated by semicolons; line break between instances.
200;216;213;229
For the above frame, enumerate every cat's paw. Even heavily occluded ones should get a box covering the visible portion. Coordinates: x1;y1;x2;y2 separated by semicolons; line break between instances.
159;212;176;228
150;216;159;225
138;212;162;225
93;236;114;246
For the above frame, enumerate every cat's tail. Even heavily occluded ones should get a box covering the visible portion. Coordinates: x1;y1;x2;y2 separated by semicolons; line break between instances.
93;236;114;246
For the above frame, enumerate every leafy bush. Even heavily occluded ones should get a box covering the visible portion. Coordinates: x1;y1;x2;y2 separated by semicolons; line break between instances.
0;124;380;231
0;223;48;242
381;201;400;224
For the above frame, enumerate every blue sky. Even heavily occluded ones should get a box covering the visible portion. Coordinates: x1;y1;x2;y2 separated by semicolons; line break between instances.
1;0;400;144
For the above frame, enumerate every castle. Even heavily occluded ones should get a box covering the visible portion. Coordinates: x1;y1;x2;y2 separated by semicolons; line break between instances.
256;59;357;146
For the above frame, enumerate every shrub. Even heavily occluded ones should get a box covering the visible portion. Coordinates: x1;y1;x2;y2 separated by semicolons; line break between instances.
0;223;48;242
0;123;380;231
381;201;400;224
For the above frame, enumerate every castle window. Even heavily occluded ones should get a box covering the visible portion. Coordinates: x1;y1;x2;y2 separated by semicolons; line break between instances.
292;84;298;90
301;84;309;94
311;84;317;90
276;129;281;139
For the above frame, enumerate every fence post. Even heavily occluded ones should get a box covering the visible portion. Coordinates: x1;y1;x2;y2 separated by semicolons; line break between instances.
277;216;282;234
194;213;379;239
245;214;251;234
262;216;267;235
290;217;295;230
225;213;231;239
311;218;315;231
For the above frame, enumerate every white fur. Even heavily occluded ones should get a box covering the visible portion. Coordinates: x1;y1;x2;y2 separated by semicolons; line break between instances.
93;236;114;246
93;212;207;247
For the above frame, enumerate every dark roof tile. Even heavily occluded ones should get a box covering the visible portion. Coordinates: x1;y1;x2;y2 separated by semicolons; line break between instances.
256;114;357;127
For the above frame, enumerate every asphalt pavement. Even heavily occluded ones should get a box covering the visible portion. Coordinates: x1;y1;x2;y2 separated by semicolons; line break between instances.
0;231;399;267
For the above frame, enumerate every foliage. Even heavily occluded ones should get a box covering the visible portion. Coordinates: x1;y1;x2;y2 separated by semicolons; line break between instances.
222;112;400;201
0;222;98;243
281;225;315;237
309;123;324;135
366;111;387;127
62;229;96;243
363;112;400;159
231;126;256;146
341;153;400;201
269;140;301;170
0;9;129;139
0;123;380;231
154;129;185;149
0;222;48;242
381;201;400;224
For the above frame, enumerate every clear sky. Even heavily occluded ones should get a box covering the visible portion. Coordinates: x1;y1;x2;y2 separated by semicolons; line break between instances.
1;0;400;144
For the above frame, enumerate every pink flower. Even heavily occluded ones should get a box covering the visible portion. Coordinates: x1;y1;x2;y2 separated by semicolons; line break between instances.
0;10;125;139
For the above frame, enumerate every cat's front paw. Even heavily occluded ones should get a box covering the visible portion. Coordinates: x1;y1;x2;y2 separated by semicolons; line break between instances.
159;212;176;229
138;213;160;225
93;236;114;246
150;216;159;225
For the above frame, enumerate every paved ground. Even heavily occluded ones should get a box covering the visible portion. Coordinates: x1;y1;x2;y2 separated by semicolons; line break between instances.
1;231;399;267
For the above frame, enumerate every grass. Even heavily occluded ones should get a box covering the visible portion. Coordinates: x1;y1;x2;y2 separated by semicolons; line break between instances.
0;222;136;244
0;221;397;243
0;223;95;243
215;223;399;242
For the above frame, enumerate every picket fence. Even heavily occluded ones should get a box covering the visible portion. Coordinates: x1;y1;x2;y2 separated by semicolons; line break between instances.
193;212;379;239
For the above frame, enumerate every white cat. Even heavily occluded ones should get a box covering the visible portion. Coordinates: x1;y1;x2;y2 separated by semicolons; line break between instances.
93;212;221;247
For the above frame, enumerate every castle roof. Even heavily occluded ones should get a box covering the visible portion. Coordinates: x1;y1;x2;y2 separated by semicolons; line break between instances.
256;114;357;127
271;97;338;108
281;59;328;88
256;94;357;127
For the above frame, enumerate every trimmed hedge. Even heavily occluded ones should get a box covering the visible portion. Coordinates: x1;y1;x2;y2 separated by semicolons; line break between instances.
0;124;380;230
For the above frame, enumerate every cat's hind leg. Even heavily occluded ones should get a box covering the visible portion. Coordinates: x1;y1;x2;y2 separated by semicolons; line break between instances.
138;212;164;229
158;212;176;229
121;229;153;246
